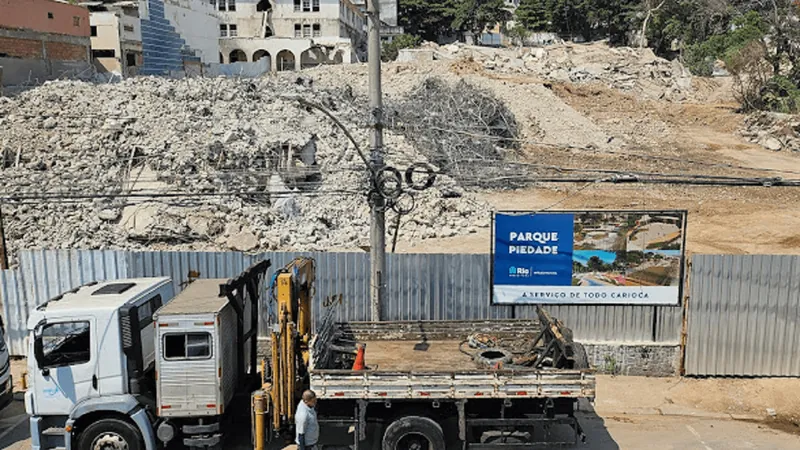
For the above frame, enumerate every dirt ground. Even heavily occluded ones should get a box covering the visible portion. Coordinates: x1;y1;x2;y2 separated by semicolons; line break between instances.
315;59;800;257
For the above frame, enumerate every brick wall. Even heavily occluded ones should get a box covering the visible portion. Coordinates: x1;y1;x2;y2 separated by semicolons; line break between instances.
0;36;43;59
45;41;87;60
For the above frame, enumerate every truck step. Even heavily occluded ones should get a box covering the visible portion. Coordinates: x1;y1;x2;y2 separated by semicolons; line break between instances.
42;427;65;436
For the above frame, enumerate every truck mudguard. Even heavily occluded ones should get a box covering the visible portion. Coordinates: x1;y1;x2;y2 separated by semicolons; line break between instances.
67;395;157;450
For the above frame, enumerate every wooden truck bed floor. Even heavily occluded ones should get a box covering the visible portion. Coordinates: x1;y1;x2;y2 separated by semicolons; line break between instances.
363;340;479;372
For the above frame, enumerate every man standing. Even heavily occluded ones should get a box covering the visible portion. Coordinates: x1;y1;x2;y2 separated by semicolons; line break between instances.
296;390;319;450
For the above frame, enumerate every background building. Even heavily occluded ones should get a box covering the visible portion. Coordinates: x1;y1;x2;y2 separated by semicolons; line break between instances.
217;0;366;71
86;1;143;76
138;0;219;75
0;0;92;86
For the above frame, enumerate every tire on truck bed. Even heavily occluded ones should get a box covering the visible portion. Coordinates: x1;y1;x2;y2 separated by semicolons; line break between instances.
571;342;590;369
382;415;445;450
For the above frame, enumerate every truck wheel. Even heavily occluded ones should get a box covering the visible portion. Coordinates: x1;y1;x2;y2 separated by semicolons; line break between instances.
382;416;445;450
77;418;144;450
571;342;589;369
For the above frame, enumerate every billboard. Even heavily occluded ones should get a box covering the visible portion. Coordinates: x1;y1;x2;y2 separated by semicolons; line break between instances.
492;210;687;305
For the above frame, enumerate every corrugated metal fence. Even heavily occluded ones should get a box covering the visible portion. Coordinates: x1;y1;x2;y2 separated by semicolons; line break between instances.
1;249;682;356
686;255;800;376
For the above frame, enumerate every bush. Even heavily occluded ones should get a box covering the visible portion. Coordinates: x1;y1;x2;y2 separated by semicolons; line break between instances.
683;11;767;77
760;76;800;114
381;34;422;62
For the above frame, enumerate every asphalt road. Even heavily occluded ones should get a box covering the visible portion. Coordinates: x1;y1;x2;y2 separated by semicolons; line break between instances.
0;395;29;450
3;400;799;450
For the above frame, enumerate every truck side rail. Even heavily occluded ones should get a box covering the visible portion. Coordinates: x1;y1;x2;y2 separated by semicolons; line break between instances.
309;369;595;400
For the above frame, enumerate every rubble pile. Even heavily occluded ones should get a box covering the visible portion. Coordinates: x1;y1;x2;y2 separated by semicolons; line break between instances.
430;41;695;101
740;112;800;152
0;77;489;255
393;78;522;187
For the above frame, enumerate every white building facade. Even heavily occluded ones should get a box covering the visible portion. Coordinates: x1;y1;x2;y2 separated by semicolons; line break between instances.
215;0;366;71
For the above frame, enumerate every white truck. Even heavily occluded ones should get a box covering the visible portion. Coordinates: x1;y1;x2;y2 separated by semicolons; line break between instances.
0;315;12;411
25;260;269;450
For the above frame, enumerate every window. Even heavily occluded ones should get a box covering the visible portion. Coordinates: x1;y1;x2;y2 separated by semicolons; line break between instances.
294;0;301;11
137;295;160;328
90;26;97;37
229;24;238;37
302;0;311;12
220;24;228;37
73;16;80;27
210;0;216;7
218;0;226;10
228;0;236;11
164;333;211;360
92;49;116;58
302;24;311;37
39;321;91;368
47;12;54;19
294;24;302;38
312;0;319;12
312;23;320;37
124;25;135;33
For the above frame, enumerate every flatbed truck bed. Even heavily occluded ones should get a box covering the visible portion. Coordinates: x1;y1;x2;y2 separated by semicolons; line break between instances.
303;313;596;448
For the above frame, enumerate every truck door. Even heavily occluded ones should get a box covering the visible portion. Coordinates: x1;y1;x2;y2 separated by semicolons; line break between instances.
31;319;98;415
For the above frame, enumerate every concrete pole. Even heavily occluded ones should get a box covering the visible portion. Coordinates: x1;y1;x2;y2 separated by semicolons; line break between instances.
367;0;385;321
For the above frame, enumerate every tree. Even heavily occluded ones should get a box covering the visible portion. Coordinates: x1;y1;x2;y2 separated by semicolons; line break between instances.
505;25;533;46
587;256;605;272
516;0;553;31
452;0;513;39
640;0;668;47
399;0;460;42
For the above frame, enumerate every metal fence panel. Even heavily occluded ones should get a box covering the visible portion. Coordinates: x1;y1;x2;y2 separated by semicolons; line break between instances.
0;249;128;355
2;250;682;355
686;254;800;376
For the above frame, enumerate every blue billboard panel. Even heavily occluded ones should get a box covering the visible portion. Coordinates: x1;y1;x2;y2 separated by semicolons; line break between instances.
492;211;686;305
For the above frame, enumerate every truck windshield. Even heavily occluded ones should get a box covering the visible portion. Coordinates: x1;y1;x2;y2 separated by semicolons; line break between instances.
41;321;91;367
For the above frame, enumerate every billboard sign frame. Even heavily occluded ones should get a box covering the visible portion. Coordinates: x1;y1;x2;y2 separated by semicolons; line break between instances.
490;210;688;306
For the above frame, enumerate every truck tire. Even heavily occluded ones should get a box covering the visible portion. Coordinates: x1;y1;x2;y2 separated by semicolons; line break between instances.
77;418;144;450
571;342;589;369
382;416;446;450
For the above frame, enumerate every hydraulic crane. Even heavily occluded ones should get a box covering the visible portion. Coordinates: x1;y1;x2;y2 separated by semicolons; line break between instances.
254;257;316;448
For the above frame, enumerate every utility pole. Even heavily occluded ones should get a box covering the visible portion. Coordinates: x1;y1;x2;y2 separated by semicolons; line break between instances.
367;0;385;321
0;204;8;270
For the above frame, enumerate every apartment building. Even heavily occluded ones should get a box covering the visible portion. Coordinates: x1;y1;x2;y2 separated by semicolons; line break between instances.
216;0;366;71
86;1;143;76
0;0;92;86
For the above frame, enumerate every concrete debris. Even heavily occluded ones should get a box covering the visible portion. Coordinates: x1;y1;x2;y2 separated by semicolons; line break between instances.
0;77;489;257
740;112;800;152
428;41;695;102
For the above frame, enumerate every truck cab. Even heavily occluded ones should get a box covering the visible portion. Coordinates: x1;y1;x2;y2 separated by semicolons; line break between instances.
26;278;172;450
0;315;12;411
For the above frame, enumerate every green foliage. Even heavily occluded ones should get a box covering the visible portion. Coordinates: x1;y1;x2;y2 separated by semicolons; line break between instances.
515;0;553;31
399;0;460;42
603;354;619;374
684;11;767;76
381;34;422;61
505;25;532;46
760;76;800;113
452;0;512;36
